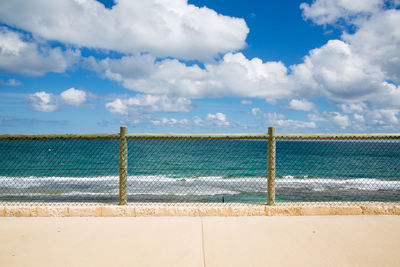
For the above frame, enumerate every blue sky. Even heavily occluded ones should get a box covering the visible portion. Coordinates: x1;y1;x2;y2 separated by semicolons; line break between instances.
0;0;399;134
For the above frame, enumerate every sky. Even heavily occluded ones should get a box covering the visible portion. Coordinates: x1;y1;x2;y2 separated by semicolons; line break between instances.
0;0;400;134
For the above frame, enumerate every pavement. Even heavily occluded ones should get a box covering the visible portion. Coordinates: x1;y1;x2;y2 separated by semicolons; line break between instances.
1;216;400;267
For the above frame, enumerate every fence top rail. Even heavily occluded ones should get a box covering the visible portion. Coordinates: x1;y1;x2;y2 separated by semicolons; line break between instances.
0;133;120;140
0;132;399;140
126;133;268;139
276;133;400;140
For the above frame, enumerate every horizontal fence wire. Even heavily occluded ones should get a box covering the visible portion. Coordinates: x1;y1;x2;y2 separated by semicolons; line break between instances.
0;132;399;204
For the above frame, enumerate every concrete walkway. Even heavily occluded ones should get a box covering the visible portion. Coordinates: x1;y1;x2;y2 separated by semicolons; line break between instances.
1;216;399;267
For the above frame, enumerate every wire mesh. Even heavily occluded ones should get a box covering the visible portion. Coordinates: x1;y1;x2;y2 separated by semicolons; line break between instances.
0;132;399;205
0;138;119;203
275;137;400;204
127;138;268;203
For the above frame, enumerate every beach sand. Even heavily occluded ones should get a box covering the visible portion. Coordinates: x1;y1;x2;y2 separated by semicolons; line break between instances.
1;216;399;267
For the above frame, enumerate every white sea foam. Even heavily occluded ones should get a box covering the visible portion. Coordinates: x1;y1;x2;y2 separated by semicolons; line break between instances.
0;176;399;197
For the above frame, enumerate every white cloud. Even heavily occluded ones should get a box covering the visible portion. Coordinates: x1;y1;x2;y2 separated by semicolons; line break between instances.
291;40;386;102
0;27;80;76
0;78;21;86
251;107;262;116
300;1;400;86
350;109;400;130
288;99;316;111
193;116;204;126
105;94;192;116
84;5;400;113
308;111;350;129
340;102;366;114
90;52;291;100
266;112;317;129
151;118;190;127
149;113;232;128
266;112;285;121
275;119;317;129
348;108;400;130
105;99;128;115
342;9;400;84
330;112;350;129
60;88;87;106
0;0;248;60
298;5;400;112
90;28;399;111
353;113;365;123
27;91;58;112
207;112;230;126
369;109;399;125
241;100;252;105
5;0;400;134
27;88;88;112
300;0;384;25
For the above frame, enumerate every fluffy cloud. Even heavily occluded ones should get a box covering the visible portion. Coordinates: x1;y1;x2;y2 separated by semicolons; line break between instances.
27;88;88;112
348;109;400;130
300;0;384;25
291;40;386;102
89;13;400;109
89;52;291;100
151;118;190;127
0;0;248;60
296;3;400;111
150;112;231;128
330;112;350;129
79;3;400;115
288;99;316;111
27;91;58;112
342;9;400;83
266;112;317;129
0;27;80;76
308;111;350;129
105;94;192;117
105;99;127;115
250;110;317;130
5;0;400;133
60;88;87;106
207;112;230;126
369;109;399;125
340;102;366;114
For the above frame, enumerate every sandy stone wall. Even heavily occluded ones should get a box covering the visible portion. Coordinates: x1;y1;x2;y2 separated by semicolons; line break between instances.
1;203;399;217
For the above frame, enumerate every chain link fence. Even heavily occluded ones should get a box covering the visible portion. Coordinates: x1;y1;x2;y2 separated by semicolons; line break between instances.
126;138;268;203
275;135;400;204
0;135;120;204
0;128;399;204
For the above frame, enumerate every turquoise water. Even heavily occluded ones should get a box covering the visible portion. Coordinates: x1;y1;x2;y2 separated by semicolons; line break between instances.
0;139;399;203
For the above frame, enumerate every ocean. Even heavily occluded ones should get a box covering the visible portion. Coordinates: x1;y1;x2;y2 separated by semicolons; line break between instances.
0;139;399;203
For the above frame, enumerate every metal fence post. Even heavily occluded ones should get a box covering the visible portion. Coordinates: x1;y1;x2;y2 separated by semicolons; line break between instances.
267;126;276;205
119;126;128;205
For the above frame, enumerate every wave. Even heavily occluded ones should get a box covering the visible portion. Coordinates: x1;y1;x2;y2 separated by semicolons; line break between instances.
0;176;399;197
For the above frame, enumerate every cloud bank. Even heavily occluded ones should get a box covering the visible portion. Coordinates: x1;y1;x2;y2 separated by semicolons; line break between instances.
0;0;248;60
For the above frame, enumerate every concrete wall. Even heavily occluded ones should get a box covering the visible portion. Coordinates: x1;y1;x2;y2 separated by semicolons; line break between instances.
1;203;400;217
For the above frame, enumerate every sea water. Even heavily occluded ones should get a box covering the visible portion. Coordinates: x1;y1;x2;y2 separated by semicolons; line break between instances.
0;139;399;203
